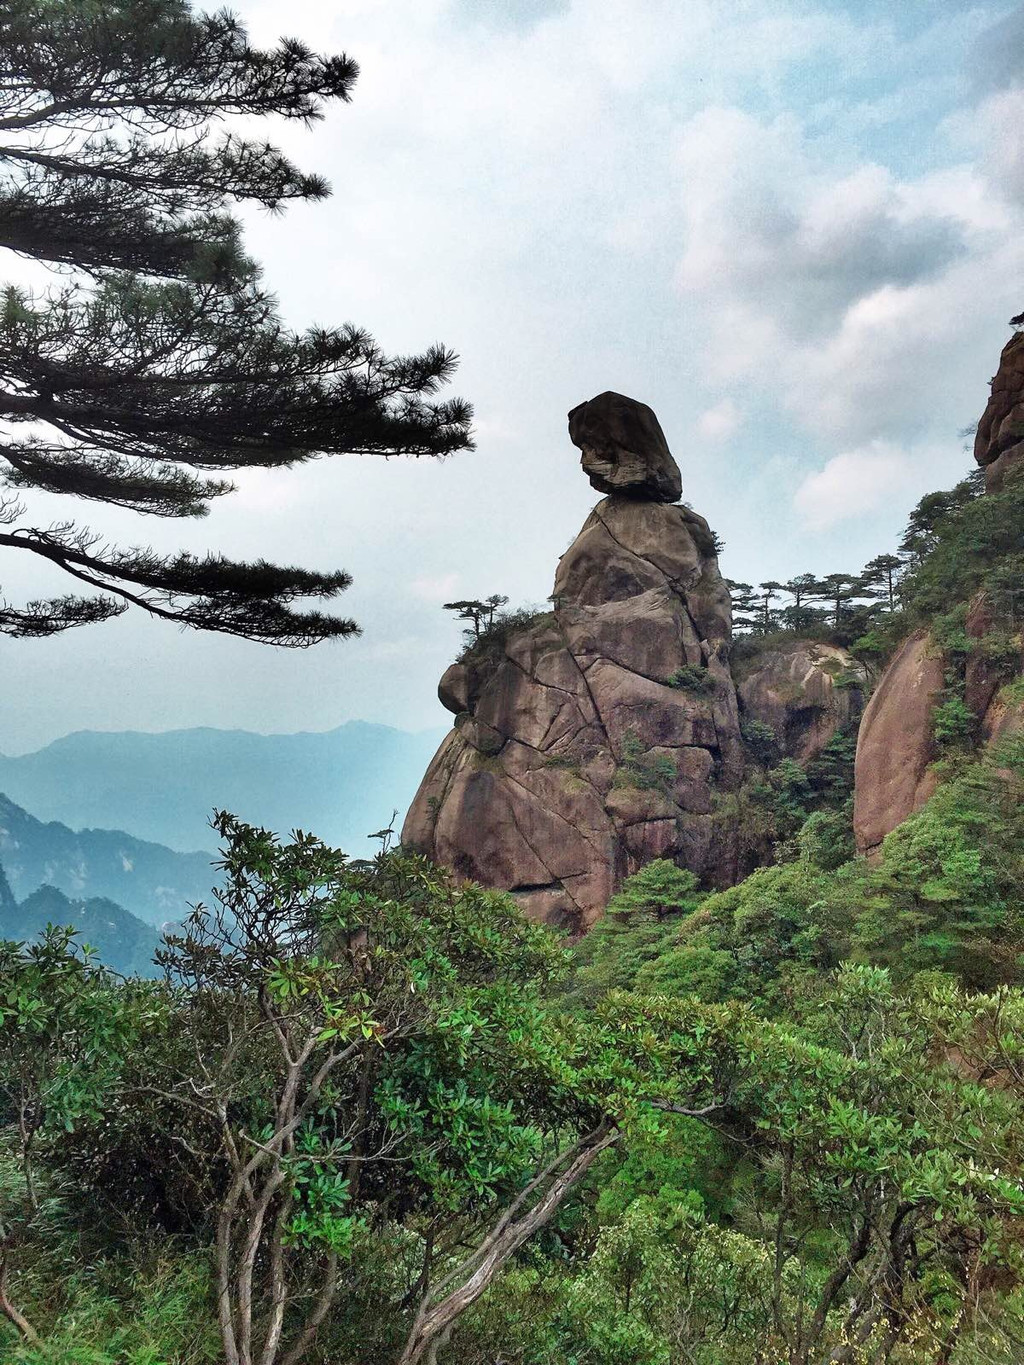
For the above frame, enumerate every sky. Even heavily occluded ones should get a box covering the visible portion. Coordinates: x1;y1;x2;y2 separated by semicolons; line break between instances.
3;0;1024;753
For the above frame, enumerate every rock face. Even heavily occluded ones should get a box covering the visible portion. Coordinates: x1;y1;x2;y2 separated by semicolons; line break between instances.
737;641;870;763
569;391;683;503
853;633;944;855
975;332;1024;491
403;397;742;933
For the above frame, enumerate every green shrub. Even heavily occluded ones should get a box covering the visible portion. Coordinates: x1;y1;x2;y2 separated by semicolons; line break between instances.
739;718;777;765
667;664;714;695
932;695;976;748
613;730;677;793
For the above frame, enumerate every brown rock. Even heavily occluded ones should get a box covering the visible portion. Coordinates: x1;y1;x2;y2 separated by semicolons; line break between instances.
975;332;1024;491
982;691;1024;749
454;712;505;755
568;391;683;502
403;401;743;932
853;632;944;854
584;659;719;753
438;662;471;715
964;594;1002;723
738;641;869;764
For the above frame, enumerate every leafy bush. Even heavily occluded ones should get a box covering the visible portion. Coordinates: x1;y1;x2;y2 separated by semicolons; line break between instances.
612;731;677;793
932;695;977;747
739;718;777;765
566;862;704;1005
667;664;714;695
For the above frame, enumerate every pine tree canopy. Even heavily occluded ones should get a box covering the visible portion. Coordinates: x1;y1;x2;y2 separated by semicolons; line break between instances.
0;0;473;645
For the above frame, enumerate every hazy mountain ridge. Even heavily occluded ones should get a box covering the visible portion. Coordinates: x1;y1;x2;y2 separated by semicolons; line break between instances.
0;793;215;925
0;720;449;855
0;880;165;977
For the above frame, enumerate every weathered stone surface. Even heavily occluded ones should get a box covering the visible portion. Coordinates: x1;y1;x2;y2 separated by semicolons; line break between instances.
438;662;471;716
403;410;741;931
853;633;944;855
738;641;870;764
454;712;505;755
568;391;683;502
982;692;1024;748
975;332;1024;491
964;594;1002;724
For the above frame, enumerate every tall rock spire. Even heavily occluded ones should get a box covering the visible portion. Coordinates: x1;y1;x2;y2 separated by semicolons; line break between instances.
402;393;744;932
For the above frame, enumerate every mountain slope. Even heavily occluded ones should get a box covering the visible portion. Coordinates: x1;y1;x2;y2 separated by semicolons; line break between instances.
1;883;164;977
0;794;214;925
0;721;448;854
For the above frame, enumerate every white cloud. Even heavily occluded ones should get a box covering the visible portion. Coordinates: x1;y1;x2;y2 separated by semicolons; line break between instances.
794;441;916;531
697;399;742;440
672;99;1024;449
410;572;460;602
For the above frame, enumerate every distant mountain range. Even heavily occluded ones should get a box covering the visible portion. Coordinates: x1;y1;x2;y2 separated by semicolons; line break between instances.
0;720;448;855
0;863;165;976
0;793;215;925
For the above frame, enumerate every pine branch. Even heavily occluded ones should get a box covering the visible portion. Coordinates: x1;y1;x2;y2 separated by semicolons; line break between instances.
0;0;474;642
0;527;360;645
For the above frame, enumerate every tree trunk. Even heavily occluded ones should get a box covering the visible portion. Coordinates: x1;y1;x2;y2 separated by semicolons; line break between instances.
397;1124;619;1365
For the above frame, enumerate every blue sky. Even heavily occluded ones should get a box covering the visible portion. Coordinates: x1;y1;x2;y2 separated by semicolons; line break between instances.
3;0;1023;752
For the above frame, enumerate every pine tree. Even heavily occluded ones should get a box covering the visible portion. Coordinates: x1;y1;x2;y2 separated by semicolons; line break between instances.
0;0;472;645
859;554;903;611
442;594;508;644
757;580;785;632
726;580;759;633
817;572;859;628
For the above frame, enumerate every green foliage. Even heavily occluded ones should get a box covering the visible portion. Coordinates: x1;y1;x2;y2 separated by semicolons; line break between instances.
0;0;472;644
932;694;977;747
612;731;677;793
850;627;888;657
0;929;141;1190
797;802;856;871
749;758;813;847
900;469;1024;624
739;717;778;765
1000;676;1024;708
567;862;703;1005
626;736;1024;1009
457;606;552;665
667;664;714;695
803;728;857;802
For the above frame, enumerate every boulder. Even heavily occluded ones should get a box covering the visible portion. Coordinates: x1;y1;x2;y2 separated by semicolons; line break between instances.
568;391;683;502
737;641;869;764
853;632;944;855
975;332;1024;492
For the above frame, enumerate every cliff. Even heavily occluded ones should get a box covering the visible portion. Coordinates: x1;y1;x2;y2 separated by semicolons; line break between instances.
975;331;1024;492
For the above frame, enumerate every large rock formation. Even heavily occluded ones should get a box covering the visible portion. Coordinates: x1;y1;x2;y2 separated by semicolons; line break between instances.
853;632;944;855
975;332;1024;491
403;396;743;933
736;641;869;764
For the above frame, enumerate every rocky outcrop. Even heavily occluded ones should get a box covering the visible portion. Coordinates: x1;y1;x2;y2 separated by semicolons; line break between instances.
569;391;683;502
975;332;1024;492
736;641;869;764
403;398;743;933
853;633;944;855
